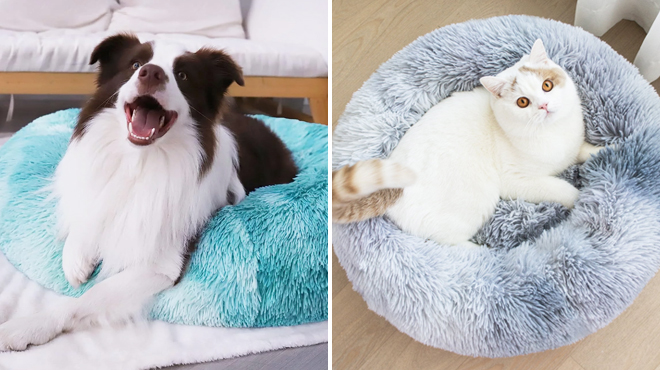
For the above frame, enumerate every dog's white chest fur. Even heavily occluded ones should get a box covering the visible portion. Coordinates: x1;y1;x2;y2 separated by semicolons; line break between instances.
54;110;243;281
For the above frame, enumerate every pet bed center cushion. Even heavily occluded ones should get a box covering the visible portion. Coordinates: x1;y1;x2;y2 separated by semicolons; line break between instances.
0;109;328;328
333;15;660;357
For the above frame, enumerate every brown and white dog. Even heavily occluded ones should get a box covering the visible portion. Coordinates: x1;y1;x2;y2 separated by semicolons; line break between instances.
0;34;297;350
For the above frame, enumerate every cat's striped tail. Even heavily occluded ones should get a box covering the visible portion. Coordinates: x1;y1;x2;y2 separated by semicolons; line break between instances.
332;159;416;223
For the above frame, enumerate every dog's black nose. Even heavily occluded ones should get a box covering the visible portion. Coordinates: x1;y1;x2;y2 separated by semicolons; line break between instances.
138;64;167;85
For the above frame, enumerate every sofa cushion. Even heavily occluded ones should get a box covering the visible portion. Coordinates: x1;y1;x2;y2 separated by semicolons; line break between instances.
0;0;114;32
246;0;328;64
0;31;328;77
109;0;245;39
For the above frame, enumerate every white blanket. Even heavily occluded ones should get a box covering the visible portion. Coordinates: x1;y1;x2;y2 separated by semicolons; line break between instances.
0;250;327;369
0;134;327;369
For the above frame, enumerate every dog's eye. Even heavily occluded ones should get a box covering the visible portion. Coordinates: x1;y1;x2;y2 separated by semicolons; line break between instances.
177;72;187;80
132;62;141;70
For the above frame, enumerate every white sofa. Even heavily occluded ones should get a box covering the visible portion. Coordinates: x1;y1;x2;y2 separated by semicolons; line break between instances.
0;0;329;124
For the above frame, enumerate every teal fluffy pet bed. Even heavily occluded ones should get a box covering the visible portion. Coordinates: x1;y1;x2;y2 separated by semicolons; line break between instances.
333;15;660;357
0;109;328;328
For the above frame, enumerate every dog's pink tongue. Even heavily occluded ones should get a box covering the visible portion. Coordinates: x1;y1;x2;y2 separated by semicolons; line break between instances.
131;107;162;137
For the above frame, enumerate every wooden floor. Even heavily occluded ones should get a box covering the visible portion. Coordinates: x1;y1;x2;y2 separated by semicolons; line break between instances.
332;1;660;369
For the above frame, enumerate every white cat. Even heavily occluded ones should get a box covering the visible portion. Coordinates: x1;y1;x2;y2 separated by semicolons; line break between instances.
332;39;603;246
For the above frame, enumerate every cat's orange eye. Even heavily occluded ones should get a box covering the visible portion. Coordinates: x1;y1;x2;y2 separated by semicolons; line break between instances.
542;80;553;92
516;97;529;108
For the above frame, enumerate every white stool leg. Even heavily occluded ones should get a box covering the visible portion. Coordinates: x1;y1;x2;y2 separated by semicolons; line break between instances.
634;12;660;82
4;94;13;122
575;0;626;36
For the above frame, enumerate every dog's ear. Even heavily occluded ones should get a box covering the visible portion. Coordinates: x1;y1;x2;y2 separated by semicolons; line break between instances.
90;34;145;86
90;33;141;66
196;48;245;90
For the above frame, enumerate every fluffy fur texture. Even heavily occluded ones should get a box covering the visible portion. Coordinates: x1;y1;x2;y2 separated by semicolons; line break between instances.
332;159;414;222
333;188;404;223
0;110;327;344
335;40;603;246
0;34;302;350
0;249;327;370
332;159;415;203
333;15;660;357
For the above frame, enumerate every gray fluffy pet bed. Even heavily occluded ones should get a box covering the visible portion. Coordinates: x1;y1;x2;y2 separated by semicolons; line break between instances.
332;15;660;357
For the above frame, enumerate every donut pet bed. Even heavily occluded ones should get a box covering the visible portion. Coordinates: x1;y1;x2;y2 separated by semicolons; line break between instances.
333;15;660;357
0;110;328;328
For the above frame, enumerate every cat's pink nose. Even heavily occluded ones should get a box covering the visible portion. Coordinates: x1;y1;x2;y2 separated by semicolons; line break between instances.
539;103;548;111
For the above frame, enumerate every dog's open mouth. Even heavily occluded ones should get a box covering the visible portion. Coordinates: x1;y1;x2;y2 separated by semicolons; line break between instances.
124;96;178;146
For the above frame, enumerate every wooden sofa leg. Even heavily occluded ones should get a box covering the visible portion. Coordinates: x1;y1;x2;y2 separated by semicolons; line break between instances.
309;97;328;125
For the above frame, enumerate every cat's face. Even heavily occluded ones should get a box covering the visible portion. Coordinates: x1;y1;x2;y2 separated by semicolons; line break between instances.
480;39;580;133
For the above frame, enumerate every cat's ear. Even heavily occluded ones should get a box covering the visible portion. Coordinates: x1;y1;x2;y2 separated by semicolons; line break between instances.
529;39;549;64
480;76;508;97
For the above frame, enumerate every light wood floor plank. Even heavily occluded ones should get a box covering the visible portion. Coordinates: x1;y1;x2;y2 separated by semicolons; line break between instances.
333;283;400;369
457;343;577;370
332;250;349;298
557;357;586;370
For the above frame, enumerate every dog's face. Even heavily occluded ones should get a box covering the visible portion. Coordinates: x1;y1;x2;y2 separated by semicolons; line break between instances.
76;34;244;146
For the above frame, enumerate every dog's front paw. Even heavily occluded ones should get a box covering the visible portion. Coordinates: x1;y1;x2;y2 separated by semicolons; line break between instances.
0;316;52;351
62;237;96;288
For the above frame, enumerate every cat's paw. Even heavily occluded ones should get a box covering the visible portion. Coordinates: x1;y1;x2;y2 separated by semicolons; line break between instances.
588;146;606;157
0;316;54;351
62;237;96;288
559;185;581;209
578;143;607;163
